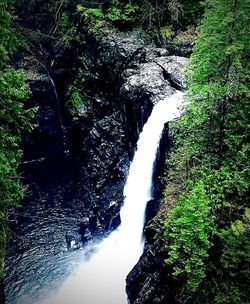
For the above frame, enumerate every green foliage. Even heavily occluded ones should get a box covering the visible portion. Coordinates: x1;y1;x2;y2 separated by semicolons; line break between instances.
0;0;18;64
121;0;200;47
181;0;204;26
105;0;139;24
215;215;250;303
0;69;33;207
55;12;83;49
0;0;35;277
13;0;85;57
163;0;249;302
77;1;139;29
66;52;95;116
14;0;71;33
187;0;249;94
164;181;214;291
220;217;249;273
68;84;88;116
195;210;250;304
79;7;104;19
77;5;105;30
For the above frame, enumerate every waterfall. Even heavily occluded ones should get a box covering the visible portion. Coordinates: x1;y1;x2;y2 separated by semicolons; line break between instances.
38;91;183;304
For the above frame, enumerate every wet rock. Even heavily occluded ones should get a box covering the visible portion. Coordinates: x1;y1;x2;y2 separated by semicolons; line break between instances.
0;279;5;304
126;223;182;304
65;233;81;251
120;56;188;105
144;199;160;226
167;40;194;57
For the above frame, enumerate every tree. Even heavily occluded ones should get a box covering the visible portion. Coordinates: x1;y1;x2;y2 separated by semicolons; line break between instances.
163;0;249;302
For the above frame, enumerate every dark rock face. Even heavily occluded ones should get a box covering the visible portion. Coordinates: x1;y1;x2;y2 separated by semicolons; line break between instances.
126;224;182;304
4;29;188;303
0;279;5;304
22;75;65;159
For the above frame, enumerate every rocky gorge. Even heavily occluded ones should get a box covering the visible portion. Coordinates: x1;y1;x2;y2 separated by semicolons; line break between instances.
4;29;188;304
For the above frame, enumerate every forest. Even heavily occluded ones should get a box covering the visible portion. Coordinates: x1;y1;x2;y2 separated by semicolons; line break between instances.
0;0;249;303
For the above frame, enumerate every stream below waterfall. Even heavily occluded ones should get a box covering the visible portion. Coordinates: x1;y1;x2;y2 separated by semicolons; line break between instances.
6;92;183;304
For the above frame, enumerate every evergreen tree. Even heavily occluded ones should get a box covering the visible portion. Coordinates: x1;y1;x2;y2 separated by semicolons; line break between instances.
163;0;249;302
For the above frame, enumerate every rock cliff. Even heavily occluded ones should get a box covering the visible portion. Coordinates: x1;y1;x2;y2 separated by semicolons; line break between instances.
4;30;188;303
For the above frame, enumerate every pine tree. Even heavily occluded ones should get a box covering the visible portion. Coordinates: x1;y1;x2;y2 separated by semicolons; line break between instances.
163;0;250;302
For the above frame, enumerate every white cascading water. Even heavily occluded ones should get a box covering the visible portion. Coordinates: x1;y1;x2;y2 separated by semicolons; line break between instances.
39;91;183;304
